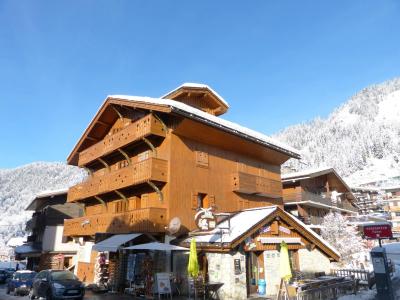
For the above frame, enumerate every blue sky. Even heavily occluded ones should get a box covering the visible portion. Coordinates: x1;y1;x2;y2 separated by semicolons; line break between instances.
1;1;399;168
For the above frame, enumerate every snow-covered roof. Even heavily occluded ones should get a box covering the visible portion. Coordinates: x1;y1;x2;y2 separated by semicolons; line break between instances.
161;82;230;108
7;237;27;248
184;206;340;258
108;95;301;158
188;206;277;244
281;166;334;180
35;188;68;199
26;188;69;211
284;200;358;214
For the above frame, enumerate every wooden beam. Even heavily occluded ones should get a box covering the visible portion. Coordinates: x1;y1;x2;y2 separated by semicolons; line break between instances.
98;158;110;171
96;120;112;126
147;181;163;202
86;136;99;142
142;137;157;157
111;105;124;120
117;148;131;165
114;190;128;205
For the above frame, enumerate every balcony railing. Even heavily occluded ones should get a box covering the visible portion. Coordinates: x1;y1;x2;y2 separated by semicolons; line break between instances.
68;158;168;202
63;208;167;236
232;172;282;198
78;114;166;166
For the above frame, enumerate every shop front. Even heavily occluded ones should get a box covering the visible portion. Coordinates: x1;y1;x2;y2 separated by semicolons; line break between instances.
183;206;340;299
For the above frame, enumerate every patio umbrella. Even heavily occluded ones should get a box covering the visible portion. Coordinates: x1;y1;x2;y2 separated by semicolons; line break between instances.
187;238;199;278
279;241;292;282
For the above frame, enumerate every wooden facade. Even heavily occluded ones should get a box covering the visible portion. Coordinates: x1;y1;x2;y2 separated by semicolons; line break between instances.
64;84;300;238
282;168;358;227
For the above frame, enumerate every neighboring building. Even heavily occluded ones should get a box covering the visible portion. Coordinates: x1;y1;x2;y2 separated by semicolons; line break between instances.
62;83;339;293
15;189;83;272
282;167;358;231
351;186;386;216
382;186;400;233
184;206;339;297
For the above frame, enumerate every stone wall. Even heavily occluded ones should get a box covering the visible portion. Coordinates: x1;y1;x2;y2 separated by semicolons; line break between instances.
298;248;331;275
206;251;247;300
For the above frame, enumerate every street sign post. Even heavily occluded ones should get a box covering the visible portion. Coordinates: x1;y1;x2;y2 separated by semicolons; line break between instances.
370;247;394;300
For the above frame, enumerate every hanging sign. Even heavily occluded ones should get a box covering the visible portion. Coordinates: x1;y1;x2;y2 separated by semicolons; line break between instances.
363;224;392;239
195;207;217;231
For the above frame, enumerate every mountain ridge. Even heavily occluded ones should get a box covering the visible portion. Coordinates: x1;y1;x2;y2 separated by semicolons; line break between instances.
274;77;400;186
0;161;86;255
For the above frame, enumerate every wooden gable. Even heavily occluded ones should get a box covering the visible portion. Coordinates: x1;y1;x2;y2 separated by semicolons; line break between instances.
162;83;229;116
192;208;340;262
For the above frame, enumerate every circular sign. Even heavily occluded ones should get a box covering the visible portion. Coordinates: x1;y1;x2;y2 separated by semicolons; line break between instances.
194;208;217;231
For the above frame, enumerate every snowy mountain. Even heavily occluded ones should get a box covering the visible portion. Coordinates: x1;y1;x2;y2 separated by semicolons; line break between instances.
0;162;86;255
274;77;400;186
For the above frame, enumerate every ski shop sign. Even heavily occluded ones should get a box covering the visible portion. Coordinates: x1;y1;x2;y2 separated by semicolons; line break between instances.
363;224;392;239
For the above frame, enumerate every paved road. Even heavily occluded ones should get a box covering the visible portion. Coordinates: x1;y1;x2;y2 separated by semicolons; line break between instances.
0;284;29;300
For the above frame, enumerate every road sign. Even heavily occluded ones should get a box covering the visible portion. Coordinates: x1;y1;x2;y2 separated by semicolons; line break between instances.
363;224;392;239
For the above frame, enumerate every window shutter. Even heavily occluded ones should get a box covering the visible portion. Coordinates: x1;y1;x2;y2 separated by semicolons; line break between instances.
209;195;216;208
192;193;198;210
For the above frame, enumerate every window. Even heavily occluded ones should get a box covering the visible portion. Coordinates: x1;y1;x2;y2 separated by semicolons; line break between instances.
191;193;216;209
197;193;207;208
195;151;209;168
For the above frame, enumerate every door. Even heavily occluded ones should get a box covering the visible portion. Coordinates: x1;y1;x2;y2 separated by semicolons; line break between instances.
246;251;263;296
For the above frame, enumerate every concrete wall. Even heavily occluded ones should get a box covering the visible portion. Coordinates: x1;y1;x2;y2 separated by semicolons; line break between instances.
206;251;247;300
298;248;331;275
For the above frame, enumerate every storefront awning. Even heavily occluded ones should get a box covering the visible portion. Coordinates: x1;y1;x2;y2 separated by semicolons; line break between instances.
124;242;188;251
93;233;142;252
15;243;42;257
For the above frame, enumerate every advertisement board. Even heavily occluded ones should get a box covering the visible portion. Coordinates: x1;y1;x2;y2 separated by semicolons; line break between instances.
363;224;392;239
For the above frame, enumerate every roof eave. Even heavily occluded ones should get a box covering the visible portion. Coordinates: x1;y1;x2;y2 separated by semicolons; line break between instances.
170;106;301;159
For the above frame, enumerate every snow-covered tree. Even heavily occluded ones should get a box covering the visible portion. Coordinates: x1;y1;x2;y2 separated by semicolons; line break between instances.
0;162;86;254
321;212;366;267
274;77;400;186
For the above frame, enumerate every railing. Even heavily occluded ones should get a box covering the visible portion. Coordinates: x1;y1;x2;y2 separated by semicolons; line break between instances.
68;158;168;202
63;207;167;236
302;191;333;206
78;114;166;166
231;172;282;198
296;277;358;300
332;269;374;288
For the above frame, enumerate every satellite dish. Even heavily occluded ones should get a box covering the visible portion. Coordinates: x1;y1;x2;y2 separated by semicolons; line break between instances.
166;217;181;235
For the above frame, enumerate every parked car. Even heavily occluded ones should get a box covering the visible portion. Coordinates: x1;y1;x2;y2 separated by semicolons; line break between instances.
7;270;36;296
3;268;15;283
0;269;8;283
30;270;85;300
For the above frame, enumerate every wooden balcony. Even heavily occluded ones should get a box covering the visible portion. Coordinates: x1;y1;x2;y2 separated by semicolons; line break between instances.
232;172;282;198
68;158;168;202
63;207;167;236
78;114;166;167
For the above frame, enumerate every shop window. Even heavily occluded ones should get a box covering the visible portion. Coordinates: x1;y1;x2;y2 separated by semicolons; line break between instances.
195;151;209;168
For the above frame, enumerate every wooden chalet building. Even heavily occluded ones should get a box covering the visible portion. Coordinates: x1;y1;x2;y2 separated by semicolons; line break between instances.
16;189;82;271
282;167;358;231
63;83;340;295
